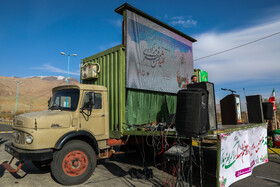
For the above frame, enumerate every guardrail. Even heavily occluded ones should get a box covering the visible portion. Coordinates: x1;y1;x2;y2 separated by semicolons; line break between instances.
0;121;13;125
0;121;13;133
0;131;13;133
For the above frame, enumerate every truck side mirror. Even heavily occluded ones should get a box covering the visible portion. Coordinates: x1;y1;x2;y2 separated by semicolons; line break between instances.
88;92;95;107
82;92;95;111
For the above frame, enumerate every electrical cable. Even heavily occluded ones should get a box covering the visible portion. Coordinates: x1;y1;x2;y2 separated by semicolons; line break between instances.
194;31;280;61
157;131;165;155
144;119;193;186
192;156;217;178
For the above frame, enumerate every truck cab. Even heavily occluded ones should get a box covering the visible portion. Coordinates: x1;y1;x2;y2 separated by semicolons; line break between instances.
4;84;110;185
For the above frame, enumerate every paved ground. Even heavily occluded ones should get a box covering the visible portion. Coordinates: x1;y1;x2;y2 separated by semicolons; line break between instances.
231;154;280;187
0;124;280;187
0;124;13;132
0;130;170;187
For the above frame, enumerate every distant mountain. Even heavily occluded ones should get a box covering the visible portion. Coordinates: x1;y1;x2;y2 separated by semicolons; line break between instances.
27;76;79;82
0;76;79;113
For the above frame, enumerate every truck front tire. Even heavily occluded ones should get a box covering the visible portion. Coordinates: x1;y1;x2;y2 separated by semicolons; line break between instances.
50;140;97;185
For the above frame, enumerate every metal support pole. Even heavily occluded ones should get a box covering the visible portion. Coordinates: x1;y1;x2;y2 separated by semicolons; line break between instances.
60;52;77;107
14;81;22;115
199;138;204;187
15;83;19;114
67;55;70;85
274;110;277;130
66;55;70;107
243;88;249;123
189;137;193;187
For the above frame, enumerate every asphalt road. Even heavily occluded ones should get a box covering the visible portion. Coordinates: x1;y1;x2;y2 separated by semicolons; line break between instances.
0;128;279;187
0;124;13;132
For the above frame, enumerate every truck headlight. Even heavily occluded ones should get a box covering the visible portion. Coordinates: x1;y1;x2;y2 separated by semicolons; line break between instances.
25;135;33;144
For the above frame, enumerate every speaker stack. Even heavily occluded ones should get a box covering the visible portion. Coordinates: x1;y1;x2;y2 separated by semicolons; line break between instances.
245;95;274;122
175;88;209;137
187;82;217;130
175;86;211;187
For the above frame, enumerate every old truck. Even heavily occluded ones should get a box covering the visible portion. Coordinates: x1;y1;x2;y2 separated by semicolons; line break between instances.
2;3;209;185
3;46;207;185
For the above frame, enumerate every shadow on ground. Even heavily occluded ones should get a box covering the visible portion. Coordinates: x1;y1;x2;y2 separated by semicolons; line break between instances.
0;138;8;146
0;160;49;179
101;144;218;187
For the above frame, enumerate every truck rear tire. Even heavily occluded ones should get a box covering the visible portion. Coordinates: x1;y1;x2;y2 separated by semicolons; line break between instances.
50;140;97;185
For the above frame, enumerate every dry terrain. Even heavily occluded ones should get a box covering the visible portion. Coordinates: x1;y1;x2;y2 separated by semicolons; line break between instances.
0;76;79;118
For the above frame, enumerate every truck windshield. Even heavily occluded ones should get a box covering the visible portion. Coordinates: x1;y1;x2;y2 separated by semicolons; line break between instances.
49;89;80;111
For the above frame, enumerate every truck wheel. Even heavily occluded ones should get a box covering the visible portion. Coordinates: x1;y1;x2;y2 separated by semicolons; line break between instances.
50;140;97;185
32;160;51;171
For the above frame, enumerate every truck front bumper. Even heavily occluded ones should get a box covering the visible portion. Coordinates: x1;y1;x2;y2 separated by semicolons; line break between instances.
5;143;53;161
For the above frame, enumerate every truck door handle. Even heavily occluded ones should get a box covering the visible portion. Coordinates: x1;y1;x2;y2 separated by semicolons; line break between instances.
101;114;105;117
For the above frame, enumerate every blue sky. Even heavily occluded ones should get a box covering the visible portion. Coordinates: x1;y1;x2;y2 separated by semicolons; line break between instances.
1;0;280;107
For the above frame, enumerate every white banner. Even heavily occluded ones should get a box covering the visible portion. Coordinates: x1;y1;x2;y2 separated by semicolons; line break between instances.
219;125;268;187
125;10;194;93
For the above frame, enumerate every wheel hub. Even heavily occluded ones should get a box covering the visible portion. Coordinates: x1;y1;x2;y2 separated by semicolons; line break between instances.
62;150;88;176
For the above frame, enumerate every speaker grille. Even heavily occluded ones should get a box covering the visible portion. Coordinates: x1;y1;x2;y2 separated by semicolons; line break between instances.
220;94;241;125
262;102;273;120
175;88;209;137
246;95;264;123
187;82;217;130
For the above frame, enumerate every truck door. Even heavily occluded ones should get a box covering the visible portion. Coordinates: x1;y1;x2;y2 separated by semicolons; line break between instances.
79;91;105;135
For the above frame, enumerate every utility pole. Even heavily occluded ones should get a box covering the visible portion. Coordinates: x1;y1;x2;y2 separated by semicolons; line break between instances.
243;88;248;123
29;101;33;112
14;80;23;115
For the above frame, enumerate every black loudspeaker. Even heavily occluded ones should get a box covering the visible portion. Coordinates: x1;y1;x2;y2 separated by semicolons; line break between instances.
187;82;217;130
175;88;209;137
246;95;264;123
262;102;274;120
220;94;242;125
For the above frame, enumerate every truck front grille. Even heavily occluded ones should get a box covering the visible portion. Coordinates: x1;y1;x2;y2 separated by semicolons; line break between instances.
15;120;23;127
14;131;25;144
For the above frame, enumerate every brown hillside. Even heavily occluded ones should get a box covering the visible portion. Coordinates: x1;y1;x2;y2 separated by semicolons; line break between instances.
0;76;79;113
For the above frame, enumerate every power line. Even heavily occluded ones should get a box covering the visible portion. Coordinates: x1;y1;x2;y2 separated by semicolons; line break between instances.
215;86;280;93
194;31;280;61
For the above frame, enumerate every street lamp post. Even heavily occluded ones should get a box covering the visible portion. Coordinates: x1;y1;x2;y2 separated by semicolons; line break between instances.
60;52;77;85
14;80;23;115
60;52;77;107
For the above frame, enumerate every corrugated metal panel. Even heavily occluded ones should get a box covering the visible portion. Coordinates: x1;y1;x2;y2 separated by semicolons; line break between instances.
82;45;126;138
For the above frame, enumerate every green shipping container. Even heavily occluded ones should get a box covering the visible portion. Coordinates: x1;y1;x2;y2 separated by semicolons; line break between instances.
81;45;177;138
82;45;206;138
82;45;126;138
